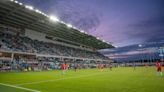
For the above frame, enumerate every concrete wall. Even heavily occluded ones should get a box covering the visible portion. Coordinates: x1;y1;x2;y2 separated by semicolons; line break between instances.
25;29;93;52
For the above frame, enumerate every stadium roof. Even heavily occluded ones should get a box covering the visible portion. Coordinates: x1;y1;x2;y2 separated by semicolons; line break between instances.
0;0;114;49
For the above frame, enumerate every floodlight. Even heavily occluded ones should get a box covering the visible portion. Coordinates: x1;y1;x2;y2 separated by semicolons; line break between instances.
138;44;142;47
25;5;34;10
49;15;59;22
14;0;18;3
45;14;49;17
42;13;47;16
41;12;45;15
84;32;88;34
80;30;85;33
60;21;64;24
35;9;39;13
67;24;73;28
19;2;23;5
37;10;42;14
102;40;106;42
115;46;118;48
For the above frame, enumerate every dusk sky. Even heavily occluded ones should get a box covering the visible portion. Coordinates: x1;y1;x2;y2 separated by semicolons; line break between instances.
18;0;164;47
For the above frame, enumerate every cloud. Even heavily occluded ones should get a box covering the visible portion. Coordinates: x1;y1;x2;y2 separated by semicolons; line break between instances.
126;16;164;43
100;41;164;56
50;0;102;33
17;0;164;47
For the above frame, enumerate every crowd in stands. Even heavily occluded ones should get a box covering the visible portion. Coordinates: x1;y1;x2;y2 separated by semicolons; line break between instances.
0;57;111;72
1;57;162;72
0;31;108;60
0;29;111;72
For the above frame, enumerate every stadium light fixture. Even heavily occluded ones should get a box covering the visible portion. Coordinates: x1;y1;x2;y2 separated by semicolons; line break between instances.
60;21;64;24
60;21;66;25
84;32;88;34
35;9;42;14
72;26;77;29
41;12;45;15
25;5;34;10
138;44;142;47
43;13;48;17
35;9;39;13
10;0;14;2
115;46;118;48
45;14;49;17
67;24;73;28
14;0;18;3
49;15;59;22
97;37;100;40
102;40;106;42
39;11;44;14
80;30;85;33
19;2;23;5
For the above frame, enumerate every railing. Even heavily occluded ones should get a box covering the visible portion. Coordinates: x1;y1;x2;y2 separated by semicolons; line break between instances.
0;50;112;62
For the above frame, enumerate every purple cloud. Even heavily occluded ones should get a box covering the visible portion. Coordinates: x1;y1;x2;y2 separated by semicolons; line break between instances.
18;0;164;47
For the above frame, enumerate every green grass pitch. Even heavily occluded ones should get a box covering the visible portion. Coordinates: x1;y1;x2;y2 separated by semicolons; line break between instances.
0;67;164;92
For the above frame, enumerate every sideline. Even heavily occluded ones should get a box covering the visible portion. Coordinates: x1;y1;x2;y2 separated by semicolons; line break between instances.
0;83;41;92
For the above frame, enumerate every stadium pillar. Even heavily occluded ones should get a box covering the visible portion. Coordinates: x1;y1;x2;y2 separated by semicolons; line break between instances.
11;53;14;62
60;57;63;62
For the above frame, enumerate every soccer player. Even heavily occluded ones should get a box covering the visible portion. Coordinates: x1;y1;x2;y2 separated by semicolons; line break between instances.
98;64;101;71
109;63;112;71
61;63;66;75
133;62;136;70
144;63;148;68
156;61;163;78
99;64;104;72
65;63;69;70
74;63;78;72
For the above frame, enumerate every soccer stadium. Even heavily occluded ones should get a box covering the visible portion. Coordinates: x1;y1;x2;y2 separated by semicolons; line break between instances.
0;0;164;92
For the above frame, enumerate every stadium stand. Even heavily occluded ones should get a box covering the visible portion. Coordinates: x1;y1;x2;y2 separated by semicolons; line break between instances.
0;0;114;72
0;30;108;59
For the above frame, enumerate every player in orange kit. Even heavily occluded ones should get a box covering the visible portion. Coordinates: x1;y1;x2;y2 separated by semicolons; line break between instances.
156;61;163;78
61;63;66;74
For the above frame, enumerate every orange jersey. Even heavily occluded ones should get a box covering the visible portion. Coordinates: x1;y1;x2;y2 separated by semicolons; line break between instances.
157;62;162;68
61;64;66;70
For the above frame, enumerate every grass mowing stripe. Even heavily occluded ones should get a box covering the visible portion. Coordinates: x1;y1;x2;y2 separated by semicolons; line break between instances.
16;71;108;86
0;83;41;92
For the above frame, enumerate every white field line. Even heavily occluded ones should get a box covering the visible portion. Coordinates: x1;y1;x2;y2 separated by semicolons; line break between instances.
16;72;107;86
0;83;41;92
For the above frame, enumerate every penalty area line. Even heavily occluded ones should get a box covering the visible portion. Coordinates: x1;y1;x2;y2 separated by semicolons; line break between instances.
0;83;41;92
